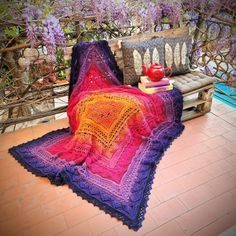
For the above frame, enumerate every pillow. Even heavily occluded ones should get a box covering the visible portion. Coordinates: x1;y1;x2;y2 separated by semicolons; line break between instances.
121;38;165;85
164;35;192;75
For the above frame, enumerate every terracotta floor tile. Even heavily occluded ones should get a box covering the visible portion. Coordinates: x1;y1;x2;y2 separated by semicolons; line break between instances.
13;127;35;145
176;203;218;235
0;132;18;152
223;130;236;142
0;175;18;192
211;103;235;116
100;229;117;236
22;214;67;236
0;165;20;181
224;141;236;154
202;146;233;163
158;162;191;184
178;184;215;210
154;179;185;202
0;206;47;235
58;221;92;236
149;198;187;226
204;135;230;149
230;187;236;196
151;171;166;188
41;192;84;219
229;169;236;181
0;200;21;222
180;129;209;142
202;124;231;138
221;110;236;124
114;213;157;236
0;216;21;235
178;169;212;191
182;156;209;171
145;220;186;236
160;143;210;169
155;169;212;203
63;203;101;228
20;186;64;214
16;178;50;199
225;154;236;168
190;226;212;236
198;209;236;236
54;185;71;198
88;212;120;236
203;159;235;178
0;187;21;205
204;174;236;196
207;192;236;217
215;120;236;133
0;152;16;167
177;192;236;236
16;167;38;185
146;190;161;210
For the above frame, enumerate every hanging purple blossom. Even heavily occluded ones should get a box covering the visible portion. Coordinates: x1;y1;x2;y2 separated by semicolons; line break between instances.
41;14;66;58
159;2;181;25
110;1;129;28
22;4;42;47
138;7;149;31
146;3;162;25
26;22;38;47
22;4;42;22
92;0;107;25
45;15;66;47
42;22;56;56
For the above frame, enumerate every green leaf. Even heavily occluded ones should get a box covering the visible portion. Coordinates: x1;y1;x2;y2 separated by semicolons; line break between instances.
161;17;170;24
63;27;71;33
86;20;92;30
4;26;20;37
0;3;13;20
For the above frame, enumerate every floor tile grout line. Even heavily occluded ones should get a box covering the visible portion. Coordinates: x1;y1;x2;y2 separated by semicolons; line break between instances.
142;216;188;236
159;142;232;171
154;157;235;189
176;187;236;213
97;228;118;236
146;190;236;236
188;208;236;236
212;111;236;128
152;171;236;206
1;194;94;233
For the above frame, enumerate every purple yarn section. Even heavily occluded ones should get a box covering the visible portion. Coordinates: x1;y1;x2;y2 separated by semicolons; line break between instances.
69;40;123;96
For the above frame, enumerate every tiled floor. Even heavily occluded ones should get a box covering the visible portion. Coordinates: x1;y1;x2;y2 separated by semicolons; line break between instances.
0;98;235;236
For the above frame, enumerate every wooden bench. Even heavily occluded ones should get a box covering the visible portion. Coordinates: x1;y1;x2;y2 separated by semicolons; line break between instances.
108;27;215;121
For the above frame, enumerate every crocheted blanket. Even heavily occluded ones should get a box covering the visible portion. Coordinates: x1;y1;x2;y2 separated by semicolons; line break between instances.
9;41;184;230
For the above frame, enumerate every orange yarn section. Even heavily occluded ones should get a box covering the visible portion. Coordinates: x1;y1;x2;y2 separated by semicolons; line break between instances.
75;92;140;150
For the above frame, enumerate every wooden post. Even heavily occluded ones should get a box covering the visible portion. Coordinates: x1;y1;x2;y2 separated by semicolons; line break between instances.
197;87;214;113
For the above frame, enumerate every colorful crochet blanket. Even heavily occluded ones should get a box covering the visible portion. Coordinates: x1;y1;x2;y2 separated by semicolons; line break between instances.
9;41;184;230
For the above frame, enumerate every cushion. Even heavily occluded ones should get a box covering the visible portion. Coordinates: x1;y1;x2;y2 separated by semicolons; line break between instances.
121;38;165;85
172;71;215;94
164;35;192;76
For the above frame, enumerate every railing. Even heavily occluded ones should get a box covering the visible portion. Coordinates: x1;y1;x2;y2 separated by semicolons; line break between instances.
0;9;235;133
